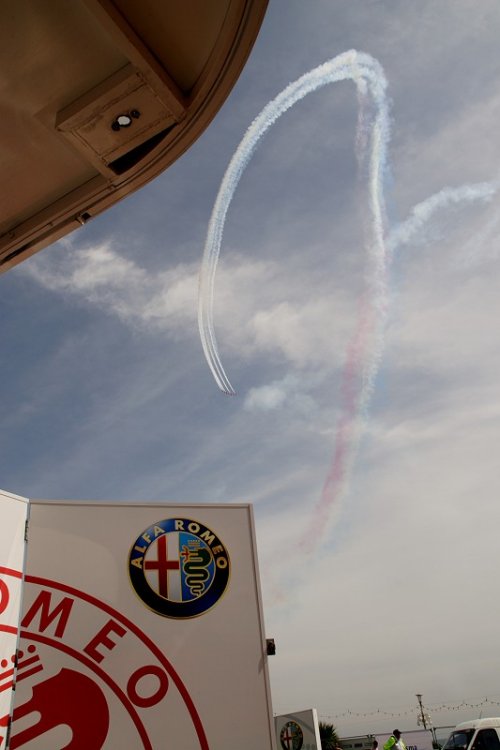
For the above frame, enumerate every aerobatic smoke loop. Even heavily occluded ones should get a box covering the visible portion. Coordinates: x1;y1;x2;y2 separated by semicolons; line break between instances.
198;50;390;396
198;50;500;547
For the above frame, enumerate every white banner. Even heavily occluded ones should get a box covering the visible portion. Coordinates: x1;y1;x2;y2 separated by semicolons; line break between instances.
377;730;435;750
9;501;275;749
275;708;322;750
0;490;29;749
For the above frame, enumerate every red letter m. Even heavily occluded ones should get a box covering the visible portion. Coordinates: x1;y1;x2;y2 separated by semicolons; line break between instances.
21;590;74;638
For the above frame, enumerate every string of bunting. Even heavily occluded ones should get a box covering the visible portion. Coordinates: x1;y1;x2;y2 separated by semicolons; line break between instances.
321;697;500;722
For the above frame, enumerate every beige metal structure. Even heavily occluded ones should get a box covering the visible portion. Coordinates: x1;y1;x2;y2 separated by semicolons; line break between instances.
0;0;267;271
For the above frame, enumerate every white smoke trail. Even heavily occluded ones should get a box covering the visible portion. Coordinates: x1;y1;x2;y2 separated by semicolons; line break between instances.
457;210;500;269
198;49;500;549
307;177;500;547
198;50;390;395
388;181;500;256
364;180;500;422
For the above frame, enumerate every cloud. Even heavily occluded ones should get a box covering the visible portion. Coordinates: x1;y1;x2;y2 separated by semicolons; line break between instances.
22;239;360;381
21;240;198;337
244;379;289;411
244;374;317;413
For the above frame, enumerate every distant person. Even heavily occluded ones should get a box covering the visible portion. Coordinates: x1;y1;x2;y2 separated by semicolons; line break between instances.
385;730;406;750
373;741;379;750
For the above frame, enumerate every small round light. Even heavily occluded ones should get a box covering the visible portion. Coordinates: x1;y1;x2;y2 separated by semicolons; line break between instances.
116;114;132;127
111;113;134;131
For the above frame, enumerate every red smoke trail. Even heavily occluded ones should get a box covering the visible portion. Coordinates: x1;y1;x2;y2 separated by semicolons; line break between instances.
301;296;374;550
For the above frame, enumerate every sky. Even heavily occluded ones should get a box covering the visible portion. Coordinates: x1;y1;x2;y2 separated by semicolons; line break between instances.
2;0;500;738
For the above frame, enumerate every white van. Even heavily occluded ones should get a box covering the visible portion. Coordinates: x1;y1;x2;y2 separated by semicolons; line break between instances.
443;719;500;750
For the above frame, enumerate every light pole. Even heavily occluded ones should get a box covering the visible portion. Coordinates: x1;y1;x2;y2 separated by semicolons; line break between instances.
416;694;427;729
416;694;440;749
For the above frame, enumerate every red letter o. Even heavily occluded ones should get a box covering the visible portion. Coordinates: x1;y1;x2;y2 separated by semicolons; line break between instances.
0;580;9;615
127;665;169;708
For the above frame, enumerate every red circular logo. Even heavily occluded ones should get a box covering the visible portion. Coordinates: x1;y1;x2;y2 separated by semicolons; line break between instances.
0;569;208;749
